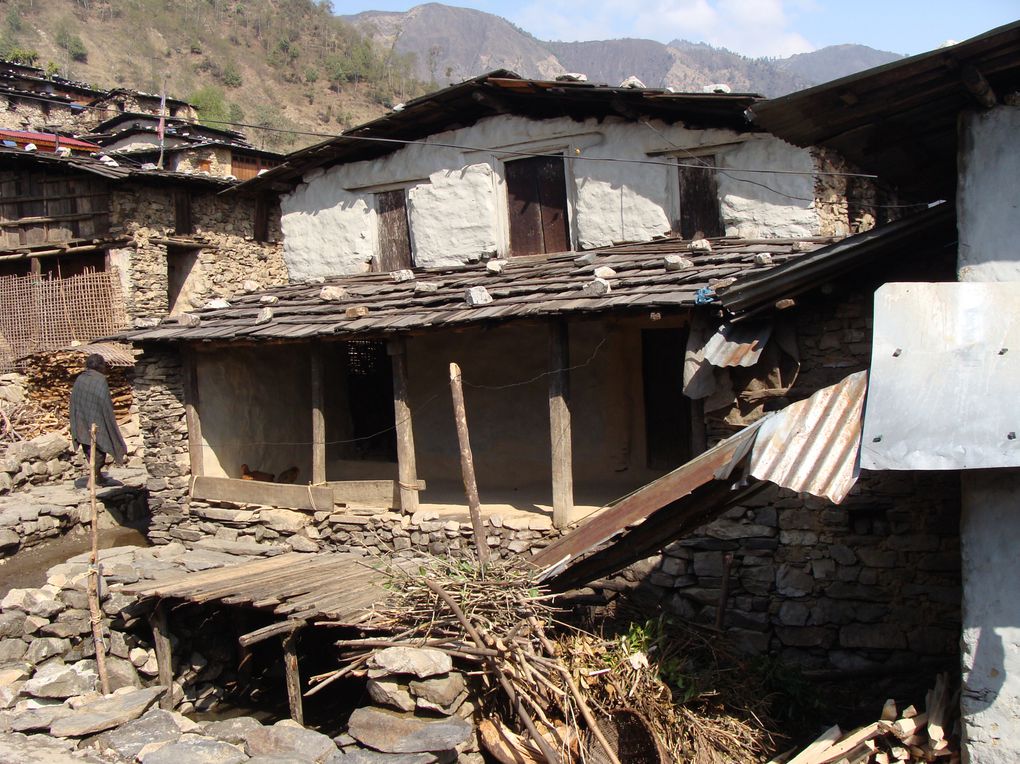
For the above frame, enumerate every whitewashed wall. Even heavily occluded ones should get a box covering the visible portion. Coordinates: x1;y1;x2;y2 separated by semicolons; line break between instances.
280;114;820;280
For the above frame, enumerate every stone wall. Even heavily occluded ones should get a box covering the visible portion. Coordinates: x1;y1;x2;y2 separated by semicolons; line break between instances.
601;288;961;671
0;97;83;132
109;185;286;320
812;147;885;237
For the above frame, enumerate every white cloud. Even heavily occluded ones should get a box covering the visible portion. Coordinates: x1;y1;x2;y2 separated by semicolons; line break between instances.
512;0;815;57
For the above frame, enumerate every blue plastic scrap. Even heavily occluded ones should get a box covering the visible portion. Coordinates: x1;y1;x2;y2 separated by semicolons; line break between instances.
694;287;716;305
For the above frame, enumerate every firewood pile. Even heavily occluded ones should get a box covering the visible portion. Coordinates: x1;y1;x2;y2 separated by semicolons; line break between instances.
19;350;133;426
775;673;958;764
321;555;779;764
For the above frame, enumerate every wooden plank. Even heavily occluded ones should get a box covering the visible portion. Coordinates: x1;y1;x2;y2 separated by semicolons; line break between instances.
786;725;842;764
192;476;333;512
328;479;423;508
388;337;419;515
548;319;573;529
536;154;570;254
678;155;724;239
506;156;544;257
182;349;203;479
311;345;326;485
375;189;412;272
150;602;174;711
281;631;303;724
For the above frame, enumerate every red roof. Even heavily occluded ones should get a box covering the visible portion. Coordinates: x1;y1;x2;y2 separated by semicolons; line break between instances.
0;129;99;152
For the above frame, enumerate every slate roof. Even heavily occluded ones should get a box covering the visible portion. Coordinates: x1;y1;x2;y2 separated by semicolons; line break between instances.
124;235;835;344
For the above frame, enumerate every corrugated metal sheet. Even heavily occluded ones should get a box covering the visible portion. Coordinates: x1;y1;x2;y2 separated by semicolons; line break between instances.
750;370;866;503
701;321;772;367
861;282;1020;471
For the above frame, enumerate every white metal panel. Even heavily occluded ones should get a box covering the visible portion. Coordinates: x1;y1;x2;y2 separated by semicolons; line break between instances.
860;282;1020;471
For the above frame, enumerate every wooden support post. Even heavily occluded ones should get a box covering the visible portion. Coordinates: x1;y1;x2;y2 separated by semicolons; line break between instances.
150;601;174;710
388;337;419;514
311;345;326;485
548;320;574;529
182;349;203;479
282;630;304;725
86;424;111;695
449;362;490;567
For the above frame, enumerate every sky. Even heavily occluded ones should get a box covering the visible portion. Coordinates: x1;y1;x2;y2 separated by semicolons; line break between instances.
333;0;1018;58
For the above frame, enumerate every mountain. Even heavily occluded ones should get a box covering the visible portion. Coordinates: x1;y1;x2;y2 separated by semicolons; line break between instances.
347;3;903;96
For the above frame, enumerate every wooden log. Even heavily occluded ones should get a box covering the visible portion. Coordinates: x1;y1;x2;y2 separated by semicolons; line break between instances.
238;620;304;648
448;362;490;567
714;551;734;631
86;424;111;695
282;630;303;725
182;349;203;479
329;478;425;508
548;319;573;529
150;602;174;711
787;725;842;764
311;345;326;485
816;723;880;764
388;337;419;515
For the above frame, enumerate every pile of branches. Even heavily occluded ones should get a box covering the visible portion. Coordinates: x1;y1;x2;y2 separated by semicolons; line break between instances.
20;351;133;425
0;398;62;443
315;555;780;763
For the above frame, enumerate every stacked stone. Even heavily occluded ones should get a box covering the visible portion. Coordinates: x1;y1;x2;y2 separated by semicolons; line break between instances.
133;349;191;545
0;433;77;493
0;473;147;558
160;499;562;561
340;646;479;763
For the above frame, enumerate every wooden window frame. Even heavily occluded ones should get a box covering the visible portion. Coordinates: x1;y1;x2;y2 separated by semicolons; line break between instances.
173;189;193;235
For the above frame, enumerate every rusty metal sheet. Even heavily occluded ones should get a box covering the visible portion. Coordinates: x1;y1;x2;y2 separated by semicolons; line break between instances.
861;282;1020;471
749;370;867;503
701;321;772;367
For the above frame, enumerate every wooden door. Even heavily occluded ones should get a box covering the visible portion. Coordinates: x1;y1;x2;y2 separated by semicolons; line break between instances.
678;155;724;240
375;189;412;271
506;155;569;257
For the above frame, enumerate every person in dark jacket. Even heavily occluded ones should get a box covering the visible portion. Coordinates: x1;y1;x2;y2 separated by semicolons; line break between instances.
69;354;127;486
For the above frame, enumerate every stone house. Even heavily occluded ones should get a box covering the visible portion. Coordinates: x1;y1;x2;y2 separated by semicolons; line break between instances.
118;71;965;680
752;20;1020;763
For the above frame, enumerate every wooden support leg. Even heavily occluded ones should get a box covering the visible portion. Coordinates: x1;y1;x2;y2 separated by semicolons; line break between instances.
311;345;326;485
449;363;491;567
389;337;419;514
548;320;574;529
150;601;174;710
282;630;303;725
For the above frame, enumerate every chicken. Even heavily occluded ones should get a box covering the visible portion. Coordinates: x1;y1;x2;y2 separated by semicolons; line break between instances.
276;466;300;484
240;464;274;482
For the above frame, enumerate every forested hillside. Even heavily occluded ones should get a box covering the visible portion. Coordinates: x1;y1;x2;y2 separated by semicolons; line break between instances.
0;0;429;149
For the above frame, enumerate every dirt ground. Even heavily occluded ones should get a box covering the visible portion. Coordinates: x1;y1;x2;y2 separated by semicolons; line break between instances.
0;526;149;597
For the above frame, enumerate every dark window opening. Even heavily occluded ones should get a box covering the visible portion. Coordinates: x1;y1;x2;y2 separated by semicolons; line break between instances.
642;328;692;470
344;341;396;462
174;190;193;235
167;245;200;316
505;155;570;257
374;189;412;272
40;251;106;278
677;154;724;240
0;260;31;278
254;195;270;243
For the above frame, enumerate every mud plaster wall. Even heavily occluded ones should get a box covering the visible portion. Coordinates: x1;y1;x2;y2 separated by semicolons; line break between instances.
404;319;661;499
602;289;962;671
109;185;286;320
195;345;313;481
280;114;820;280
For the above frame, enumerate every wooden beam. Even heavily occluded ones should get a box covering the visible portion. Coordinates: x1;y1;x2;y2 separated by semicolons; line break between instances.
182;349;203;479
239;619;304;648
449;362;491;567
548;319;573;529
388;337;419;515
150;602;174;711
282;630;303;725
310;345;326;485
192;476;333;512
960;64;997;109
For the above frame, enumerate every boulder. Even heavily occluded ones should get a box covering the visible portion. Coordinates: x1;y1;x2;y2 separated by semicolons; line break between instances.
244;720;338;762
347;707;471;754
105;654;142;690
24;637;70;664
33;432;70;461
49;685;163;737
22;663;96;699
91;708;183;759
10;703;74;731
366;678;416;712
367;647;451;679
0;730;106;763
0;639;27;663
203;715;263;745
140;735;248;764
409;673;467;713
330;750;439;763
